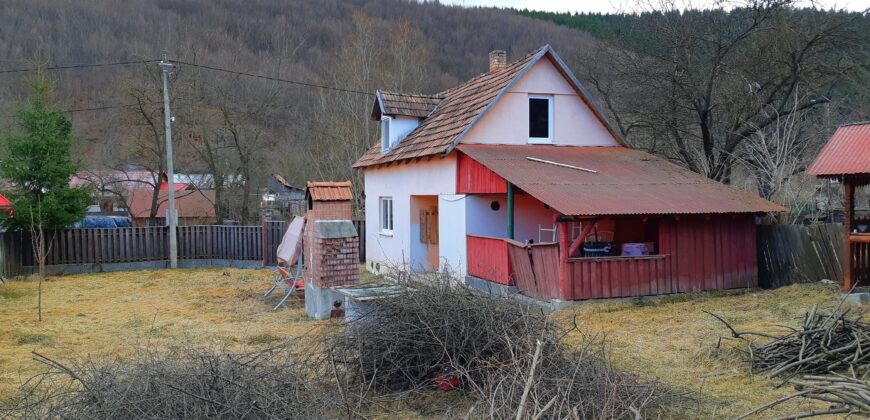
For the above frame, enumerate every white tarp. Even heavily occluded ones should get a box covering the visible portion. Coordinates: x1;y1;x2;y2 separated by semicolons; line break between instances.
276;216;305;264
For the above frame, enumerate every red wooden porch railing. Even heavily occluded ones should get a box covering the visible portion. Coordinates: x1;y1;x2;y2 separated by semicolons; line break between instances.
567;255;668;300
467;235;513;285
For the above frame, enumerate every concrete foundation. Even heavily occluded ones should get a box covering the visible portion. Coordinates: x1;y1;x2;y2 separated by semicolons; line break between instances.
842;292;870;305
305;281;343;320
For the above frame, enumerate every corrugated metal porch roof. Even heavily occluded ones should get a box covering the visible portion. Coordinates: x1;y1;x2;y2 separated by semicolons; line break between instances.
807;122;870;177
457;145;786;216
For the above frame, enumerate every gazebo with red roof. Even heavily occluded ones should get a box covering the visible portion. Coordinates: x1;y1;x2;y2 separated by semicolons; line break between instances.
807;122;870;291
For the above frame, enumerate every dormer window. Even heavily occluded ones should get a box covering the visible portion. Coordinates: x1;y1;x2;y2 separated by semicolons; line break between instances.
381;116;392;153
528;95;553;144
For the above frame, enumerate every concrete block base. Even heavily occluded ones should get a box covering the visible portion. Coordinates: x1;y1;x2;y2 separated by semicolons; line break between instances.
305;281;342;320
464;275;573;311
465;275;519;296
842;292;870;305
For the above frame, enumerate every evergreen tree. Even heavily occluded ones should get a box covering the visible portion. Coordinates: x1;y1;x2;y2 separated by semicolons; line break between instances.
0;78;90;318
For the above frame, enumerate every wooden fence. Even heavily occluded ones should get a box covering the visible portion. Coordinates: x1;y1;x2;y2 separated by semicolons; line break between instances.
756;223;844;288
0;220;366;277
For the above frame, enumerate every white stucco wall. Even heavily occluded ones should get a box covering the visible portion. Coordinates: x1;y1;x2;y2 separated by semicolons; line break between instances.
462;57;619;147
439;194;467;277
383;116;420;150
466;193;560;244
363;154;464;275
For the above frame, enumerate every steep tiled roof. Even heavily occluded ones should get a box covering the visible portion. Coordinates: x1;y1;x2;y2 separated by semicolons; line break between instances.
306;181;353;201
374;91;443;119
354;46;551;168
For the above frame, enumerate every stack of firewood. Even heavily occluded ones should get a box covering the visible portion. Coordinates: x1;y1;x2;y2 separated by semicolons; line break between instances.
708;305;870;418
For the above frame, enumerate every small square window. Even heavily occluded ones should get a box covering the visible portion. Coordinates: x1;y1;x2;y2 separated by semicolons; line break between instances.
379;197;393;234
529;96;552;143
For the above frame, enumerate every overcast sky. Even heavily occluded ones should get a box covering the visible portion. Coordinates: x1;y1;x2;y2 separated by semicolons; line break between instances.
440;0;868;13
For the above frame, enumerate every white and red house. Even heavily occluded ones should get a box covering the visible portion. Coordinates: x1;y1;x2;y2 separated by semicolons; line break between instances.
354;46;783;301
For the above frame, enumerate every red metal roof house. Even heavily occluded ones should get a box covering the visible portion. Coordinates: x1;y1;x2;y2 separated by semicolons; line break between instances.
354;46;784;301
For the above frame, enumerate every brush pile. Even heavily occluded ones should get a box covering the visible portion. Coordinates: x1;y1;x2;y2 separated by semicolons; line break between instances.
708;305;870;379
6;347;334;419
709;305;870;418
327;270;684;419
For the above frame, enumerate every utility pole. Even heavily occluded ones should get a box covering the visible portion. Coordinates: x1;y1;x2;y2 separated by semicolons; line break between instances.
159;53;178;269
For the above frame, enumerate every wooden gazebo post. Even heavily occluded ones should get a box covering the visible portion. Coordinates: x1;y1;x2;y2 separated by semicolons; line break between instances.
807;123;870;293
844;179;855;291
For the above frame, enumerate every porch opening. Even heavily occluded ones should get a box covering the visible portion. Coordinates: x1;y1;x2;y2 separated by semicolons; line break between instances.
410;195;438;273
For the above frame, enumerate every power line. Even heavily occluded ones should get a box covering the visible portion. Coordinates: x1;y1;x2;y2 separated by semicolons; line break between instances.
172;59;374;96
0;59;158;74
1;101;163;118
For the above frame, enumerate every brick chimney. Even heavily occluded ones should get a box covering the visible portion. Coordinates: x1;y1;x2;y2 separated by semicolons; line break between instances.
303;181;358;289
489;50;507;73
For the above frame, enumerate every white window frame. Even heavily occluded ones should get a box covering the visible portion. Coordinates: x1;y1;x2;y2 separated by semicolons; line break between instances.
379;196;393;236
380;116;392;153
528;95;554;144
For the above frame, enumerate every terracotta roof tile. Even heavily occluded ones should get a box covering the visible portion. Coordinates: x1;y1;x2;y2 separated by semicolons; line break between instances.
354;46;547;168
375;91;443;119
306;181;353;201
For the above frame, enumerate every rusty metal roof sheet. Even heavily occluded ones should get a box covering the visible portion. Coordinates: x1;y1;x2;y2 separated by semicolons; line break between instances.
807;122;870;177
306;181;353;201
457;145;786;216
373;91;443;119
353;45;624;168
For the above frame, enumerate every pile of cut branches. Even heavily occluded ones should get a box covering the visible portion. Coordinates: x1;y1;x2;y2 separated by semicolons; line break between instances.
707;305;870;379
737;374;870;419
709;305;870;418
328;269;685;419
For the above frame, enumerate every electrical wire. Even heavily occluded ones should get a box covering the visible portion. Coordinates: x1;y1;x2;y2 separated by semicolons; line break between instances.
0;101;163;118
0;59;159;74
171;59;374;96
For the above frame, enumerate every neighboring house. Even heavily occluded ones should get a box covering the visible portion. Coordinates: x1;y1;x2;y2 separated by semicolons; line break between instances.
70;170;168;214
353;46;784;301
126;189;216;226
261;174;306;220
71;170;217;225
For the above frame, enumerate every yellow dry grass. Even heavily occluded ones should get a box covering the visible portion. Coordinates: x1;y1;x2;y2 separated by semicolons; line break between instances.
0;270;863;418
0;268;325;403
554;283;866;419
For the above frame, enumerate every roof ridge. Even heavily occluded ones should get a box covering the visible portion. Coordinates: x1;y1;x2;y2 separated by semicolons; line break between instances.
435;46;546;97
379;90;443;99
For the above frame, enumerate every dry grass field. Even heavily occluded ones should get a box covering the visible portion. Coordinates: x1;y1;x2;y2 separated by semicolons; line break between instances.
0;269;862;418
0;268;325;403
555;282;861;418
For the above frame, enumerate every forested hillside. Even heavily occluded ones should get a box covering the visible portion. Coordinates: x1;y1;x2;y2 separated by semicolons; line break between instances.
0;0;867;222
0;0;598;220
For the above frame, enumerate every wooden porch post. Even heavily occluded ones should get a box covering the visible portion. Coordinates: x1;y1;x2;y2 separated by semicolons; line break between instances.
558;221;570;300
844;180;854;292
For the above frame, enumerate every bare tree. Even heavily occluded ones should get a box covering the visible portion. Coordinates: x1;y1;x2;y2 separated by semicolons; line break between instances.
734;89;828;223
303;14;432;213
579;0;867;183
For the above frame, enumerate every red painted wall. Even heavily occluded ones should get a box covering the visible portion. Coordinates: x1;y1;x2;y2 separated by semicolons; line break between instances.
565;214;758;300
456;152;507;194
467;235;513;285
